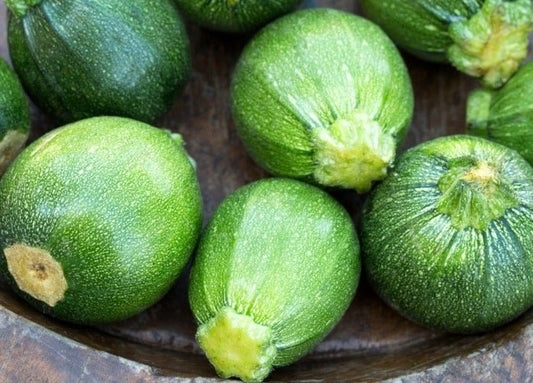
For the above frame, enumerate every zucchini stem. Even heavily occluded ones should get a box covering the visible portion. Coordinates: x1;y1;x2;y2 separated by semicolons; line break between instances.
4;0;43;17
447;0;533;88
4;243;67;307
466;88;495;138
436;158;519;230
312;111;395;193
466;89;494;138
196;306;277;383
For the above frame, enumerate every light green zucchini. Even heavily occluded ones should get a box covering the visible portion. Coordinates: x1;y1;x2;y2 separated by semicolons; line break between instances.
189;178;360;382
361;135;533;333
0;116;202;325
231;8;413;193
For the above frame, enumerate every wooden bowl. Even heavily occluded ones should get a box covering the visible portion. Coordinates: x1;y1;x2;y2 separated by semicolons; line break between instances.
1;1;532;381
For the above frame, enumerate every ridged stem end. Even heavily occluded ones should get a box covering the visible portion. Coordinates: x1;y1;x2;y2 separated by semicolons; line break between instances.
197;307;277;383
436;158;519;230
466;88;495;137
4;0;43;17
447;0;533;88
312;112;395;193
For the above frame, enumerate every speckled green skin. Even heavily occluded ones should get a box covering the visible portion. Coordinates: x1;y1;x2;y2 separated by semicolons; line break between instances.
0;117;202;325
360;0;533;88
467;61;533;164
174;0;302;33
7;0;191;123
231;8;413;192
190;178;360;375
361;135;533;334
0;57;29;139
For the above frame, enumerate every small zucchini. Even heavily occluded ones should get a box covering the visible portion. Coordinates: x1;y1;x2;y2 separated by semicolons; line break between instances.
174;0;302;33
231;8;413;193
189;178;360;383
6;0;191;123
361;135;533;334
360;0;533;88
467;60;533;164
0;57;30;174
0;117;202;325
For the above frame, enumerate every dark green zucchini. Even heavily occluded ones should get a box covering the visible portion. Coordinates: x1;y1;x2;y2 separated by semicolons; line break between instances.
0;116;202;325
174;0;302;33
231;8;413;193
0;57;30;174
360;0;533;88
6;0;191;123
189;178;360;382
361;135;533;333
467;60;533;164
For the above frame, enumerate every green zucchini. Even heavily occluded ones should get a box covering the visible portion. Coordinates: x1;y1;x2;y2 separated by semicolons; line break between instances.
189;178;360;382
0;57;30;174
467;60;533;164
361;135;533;334
0;116;202;325
174;0;302;33
231;8;413;193
360;0;533;88
6;0;191;123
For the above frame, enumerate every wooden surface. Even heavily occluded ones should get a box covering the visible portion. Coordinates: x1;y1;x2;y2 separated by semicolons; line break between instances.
1;1;533;382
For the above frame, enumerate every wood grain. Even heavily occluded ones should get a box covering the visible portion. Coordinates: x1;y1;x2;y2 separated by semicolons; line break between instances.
1;1;532;382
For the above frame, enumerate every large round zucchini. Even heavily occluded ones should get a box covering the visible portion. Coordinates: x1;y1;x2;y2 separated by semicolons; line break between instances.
0;116;202;325
361;135;533;333
231;8;413;193
189;178;360;382
6;0;191;123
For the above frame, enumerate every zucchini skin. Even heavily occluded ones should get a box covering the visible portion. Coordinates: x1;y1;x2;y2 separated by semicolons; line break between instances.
231;8;413;193
174;0;302;33
360;0;533;88
0;57;30;173
0;117;202;325
467;61;533;164
189;178;360;381
7;0;191;124
360;0;482;62
361;135;533;334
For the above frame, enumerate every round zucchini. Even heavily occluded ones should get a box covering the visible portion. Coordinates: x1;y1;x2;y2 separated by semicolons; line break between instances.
361;135;533;334
467;60;533;164
0;57;30;174
360;0;533;88
0;116;202;325
189;178;360;383
6;0;191;123
174;0;302;33
231;8;413;193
